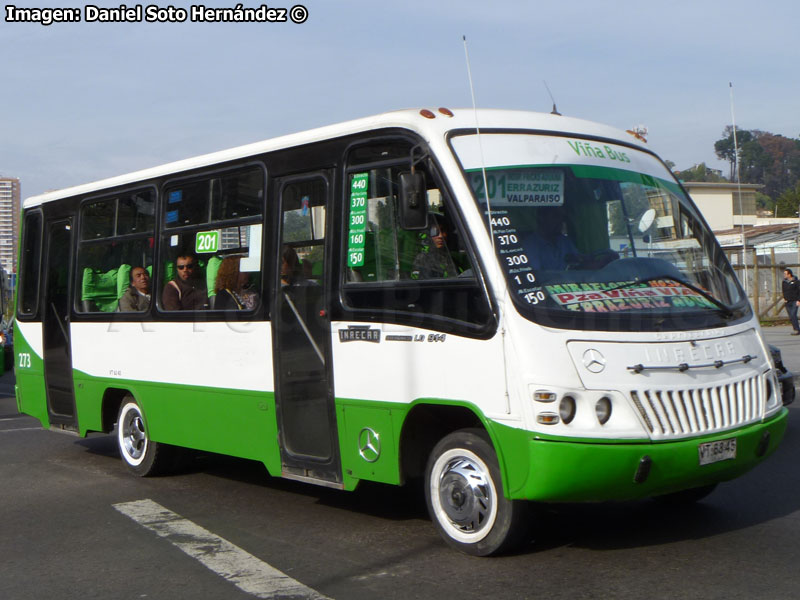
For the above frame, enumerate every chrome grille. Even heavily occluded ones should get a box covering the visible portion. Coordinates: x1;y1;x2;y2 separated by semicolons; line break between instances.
630;373;766;439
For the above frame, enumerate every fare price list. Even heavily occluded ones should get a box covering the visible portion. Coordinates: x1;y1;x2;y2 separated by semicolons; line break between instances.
487;209;546;306
347;173;369;267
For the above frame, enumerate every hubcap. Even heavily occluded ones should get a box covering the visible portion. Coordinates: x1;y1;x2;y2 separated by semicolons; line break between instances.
121;408;146;460
437;457;493;534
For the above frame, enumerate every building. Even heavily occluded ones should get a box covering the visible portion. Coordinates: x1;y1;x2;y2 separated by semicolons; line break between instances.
0;178;20;274
681;181;762;230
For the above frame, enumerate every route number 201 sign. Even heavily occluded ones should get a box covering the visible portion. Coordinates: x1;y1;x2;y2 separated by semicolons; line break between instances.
195;230;220;254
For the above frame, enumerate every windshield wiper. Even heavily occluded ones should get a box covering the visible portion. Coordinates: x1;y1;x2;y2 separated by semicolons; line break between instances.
603;274;736;318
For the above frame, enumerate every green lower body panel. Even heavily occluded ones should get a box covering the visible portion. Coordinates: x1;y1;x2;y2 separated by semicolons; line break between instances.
72;373;282;476
336;400;407;487
494;409;788;502
16;374;50;429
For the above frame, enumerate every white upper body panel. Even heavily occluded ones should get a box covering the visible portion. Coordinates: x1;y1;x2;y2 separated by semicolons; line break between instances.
23;108;646;208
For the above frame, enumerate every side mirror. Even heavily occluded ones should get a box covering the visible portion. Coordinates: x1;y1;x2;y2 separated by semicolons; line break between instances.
638;208;656;233
398;171;428;230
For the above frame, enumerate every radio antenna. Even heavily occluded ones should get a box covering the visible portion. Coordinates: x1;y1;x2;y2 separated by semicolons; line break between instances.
543;80;561;115
730;82;747;293
462;36;496;256
462;35;510;410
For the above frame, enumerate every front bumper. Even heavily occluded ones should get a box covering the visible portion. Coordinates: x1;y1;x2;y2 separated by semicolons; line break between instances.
502;408;788;502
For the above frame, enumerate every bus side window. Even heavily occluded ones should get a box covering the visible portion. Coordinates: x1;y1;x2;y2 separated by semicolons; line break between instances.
75;191;155;313
159;166;264;313
18;211;43;317
345;169;474;281
342;159;491;333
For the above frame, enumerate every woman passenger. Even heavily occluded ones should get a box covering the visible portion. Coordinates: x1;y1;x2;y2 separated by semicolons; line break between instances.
214;256;246;310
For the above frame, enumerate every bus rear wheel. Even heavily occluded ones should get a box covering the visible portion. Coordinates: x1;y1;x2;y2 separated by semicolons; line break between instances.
116;397;169;477
425;429;529;556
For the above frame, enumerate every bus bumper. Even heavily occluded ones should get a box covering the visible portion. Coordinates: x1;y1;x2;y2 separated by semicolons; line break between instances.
504;408;788;502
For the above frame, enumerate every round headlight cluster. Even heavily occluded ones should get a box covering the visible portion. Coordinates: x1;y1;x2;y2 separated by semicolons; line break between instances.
534;391;616;427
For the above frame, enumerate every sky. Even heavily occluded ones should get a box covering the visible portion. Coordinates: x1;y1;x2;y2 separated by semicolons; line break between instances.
1;0;798;200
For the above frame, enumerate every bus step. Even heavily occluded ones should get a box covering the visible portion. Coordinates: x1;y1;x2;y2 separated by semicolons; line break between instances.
49;423;80;436
281;468;344;490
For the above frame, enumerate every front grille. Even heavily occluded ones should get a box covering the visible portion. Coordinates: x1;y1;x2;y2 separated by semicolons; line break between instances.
630;373;766;439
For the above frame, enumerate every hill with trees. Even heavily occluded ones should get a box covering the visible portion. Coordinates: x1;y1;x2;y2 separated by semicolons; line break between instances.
714;125;800;217
702;126;800;216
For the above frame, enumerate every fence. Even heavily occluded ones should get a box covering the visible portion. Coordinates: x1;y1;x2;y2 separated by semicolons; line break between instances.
726;247;795;323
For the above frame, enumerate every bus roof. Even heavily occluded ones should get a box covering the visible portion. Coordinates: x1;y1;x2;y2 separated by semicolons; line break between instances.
23;108;646;208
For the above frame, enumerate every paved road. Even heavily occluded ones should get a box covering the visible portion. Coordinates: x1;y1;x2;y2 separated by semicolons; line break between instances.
1;329;799;600
763;323;800;375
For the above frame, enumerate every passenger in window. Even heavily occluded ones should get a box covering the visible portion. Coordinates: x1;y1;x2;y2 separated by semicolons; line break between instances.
163;254;209;310
119;266;151;311
214;256;249;311
411;216;459;280
281;245;301;287
238;271;259;310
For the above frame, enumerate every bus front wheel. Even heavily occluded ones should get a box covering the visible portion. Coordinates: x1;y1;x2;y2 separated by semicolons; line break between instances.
116;397;168;477
425;429;529;556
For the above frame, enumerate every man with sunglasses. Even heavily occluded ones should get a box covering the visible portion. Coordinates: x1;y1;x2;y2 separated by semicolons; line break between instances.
162;254;209;310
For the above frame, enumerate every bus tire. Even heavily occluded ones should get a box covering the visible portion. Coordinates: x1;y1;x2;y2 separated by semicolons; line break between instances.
425;428;529;556
116;397;168;477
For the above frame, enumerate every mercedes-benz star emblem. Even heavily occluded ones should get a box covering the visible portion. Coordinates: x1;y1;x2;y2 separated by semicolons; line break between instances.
358;427;381;463
582;348;606;373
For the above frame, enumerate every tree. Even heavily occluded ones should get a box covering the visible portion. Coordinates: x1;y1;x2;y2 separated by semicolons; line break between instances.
755;191;775;215
714;126;753;180
674;163;726;183
754;132;800;199
738;133;771;184
714;127;800;201
775;182;800;218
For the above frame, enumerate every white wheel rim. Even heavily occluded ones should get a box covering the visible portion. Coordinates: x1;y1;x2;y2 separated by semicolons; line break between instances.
429;447;498;544
118;402;148;467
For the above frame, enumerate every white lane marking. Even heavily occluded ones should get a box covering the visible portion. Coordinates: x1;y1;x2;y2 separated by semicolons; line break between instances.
113;499;330;600
0;427;42;433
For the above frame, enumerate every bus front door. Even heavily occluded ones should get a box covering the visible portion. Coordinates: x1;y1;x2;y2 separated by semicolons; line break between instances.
272;173;340;485
42;219;77;428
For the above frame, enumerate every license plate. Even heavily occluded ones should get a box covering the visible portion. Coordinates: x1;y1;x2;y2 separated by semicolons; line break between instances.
698;438;737;466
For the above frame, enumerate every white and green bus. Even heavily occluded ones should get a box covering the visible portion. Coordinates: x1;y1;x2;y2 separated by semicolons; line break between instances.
14;109;788;555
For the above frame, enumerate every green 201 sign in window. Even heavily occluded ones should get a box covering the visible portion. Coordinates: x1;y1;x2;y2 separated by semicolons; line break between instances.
195;230;220;254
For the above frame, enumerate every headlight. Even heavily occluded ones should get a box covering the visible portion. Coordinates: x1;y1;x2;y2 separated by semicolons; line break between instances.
595;397;612;424
559;396;576;424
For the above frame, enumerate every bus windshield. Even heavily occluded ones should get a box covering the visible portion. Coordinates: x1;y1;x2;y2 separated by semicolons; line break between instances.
452;132;748;330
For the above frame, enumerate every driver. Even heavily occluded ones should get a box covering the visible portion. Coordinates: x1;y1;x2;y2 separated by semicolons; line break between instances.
522;207;581;271
522;206;618;271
